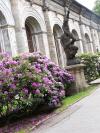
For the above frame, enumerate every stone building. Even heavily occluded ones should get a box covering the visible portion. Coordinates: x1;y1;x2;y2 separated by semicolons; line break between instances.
0;0;100;67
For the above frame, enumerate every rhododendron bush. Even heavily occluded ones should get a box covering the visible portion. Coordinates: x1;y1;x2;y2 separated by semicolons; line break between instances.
0;52;74;118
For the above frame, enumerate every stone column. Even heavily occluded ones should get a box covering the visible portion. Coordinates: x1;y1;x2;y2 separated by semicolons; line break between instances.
79;22;87;53
41;32;51;58
98;31;100;50
90;28;95;52
54;35;64;67
0;27;5;53
0;25;17;56
7;26;18;56
58;40;65;68
42;7;58;64
10;0;29;54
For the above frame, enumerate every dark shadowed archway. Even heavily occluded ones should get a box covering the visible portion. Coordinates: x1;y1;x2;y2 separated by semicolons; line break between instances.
53;24;64;67
72;29;81;54
85;33;92;53
25;16;45;54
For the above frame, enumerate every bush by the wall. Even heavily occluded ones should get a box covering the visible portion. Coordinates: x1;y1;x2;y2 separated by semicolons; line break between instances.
78;53;99;82
0;52;74;119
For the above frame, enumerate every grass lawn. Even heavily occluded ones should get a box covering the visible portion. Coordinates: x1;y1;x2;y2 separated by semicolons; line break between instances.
56;85;98;113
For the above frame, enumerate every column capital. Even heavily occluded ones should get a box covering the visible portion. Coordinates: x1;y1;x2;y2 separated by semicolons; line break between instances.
42;0;49;12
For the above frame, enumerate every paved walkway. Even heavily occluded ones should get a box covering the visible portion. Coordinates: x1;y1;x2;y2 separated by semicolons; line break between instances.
90;78;100;84
33;87;100;133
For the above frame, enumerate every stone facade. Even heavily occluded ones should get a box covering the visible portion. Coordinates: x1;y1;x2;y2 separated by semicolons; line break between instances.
0;0;100;67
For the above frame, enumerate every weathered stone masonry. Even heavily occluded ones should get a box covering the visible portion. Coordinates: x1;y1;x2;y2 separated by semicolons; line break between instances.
0;0;100;67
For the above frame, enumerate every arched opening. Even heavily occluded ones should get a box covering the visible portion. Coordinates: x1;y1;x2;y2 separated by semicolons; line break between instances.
25;23;34;53
53;24;64;67
25;16;44;53
0;11;11;54
85;33;91;53
72;29;81;54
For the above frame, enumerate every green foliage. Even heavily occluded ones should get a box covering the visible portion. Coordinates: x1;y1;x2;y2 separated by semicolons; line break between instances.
78;53;99;82
93;0;100;16
0;52;74;119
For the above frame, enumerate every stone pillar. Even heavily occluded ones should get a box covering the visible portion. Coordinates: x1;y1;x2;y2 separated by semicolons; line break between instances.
10;0;29;54
79;23;86;53
54;35;64;67
59;40;65;68
7;26;18;56
90;28;96;52
42;7;58;64
1;27;11;54
0;25;17;56
98;31;100;50
42;32;51;58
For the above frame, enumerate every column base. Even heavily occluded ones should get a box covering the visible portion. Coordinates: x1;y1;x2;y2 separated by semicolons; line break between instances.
66;64;88;93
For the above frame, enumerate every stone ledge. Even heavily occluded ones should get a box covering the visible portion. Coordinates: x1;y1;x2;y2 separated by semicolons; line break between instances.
66;64;85;70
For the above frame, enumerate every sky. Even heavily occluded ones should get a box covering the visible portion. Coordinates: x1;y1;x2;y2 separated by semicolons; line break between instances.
76;0;96;10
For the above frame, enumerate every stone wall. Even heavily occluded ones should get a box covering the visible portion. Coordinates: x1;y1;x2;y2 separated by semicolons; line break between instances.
0;0;100;67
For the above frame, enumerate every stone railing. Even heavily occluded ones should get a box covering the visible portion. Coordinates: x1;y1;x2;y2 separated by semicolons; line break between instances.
25;0;100;26
51;0;100;25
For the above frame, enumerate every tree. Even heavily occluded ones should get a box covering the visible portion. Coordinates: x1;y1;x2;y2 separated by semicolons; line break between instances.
93;0;100;16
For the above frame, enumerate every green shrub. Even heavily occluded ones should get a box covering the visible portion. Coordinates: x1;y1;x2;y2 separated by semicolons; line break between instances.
0;52;74;119
78;53;99;82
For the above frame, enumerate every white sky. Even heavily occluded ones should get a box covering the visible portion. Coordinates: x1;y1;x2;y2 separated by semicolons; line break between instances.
76;0;96;10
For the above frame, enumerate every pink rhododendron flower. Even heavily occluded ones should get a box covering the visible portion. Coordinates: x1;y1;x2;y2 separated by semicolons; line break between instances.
32;82;41;87
35;89;41;95
43;77;53;85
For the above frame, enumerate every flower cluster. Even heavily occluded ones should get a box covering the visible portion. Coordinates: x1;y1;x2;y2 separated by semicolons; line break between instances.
0;52;74;117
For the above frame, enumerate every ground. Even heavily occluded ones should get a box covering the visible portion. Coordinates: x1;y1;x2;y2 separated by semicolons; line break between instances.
33;86;100;133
